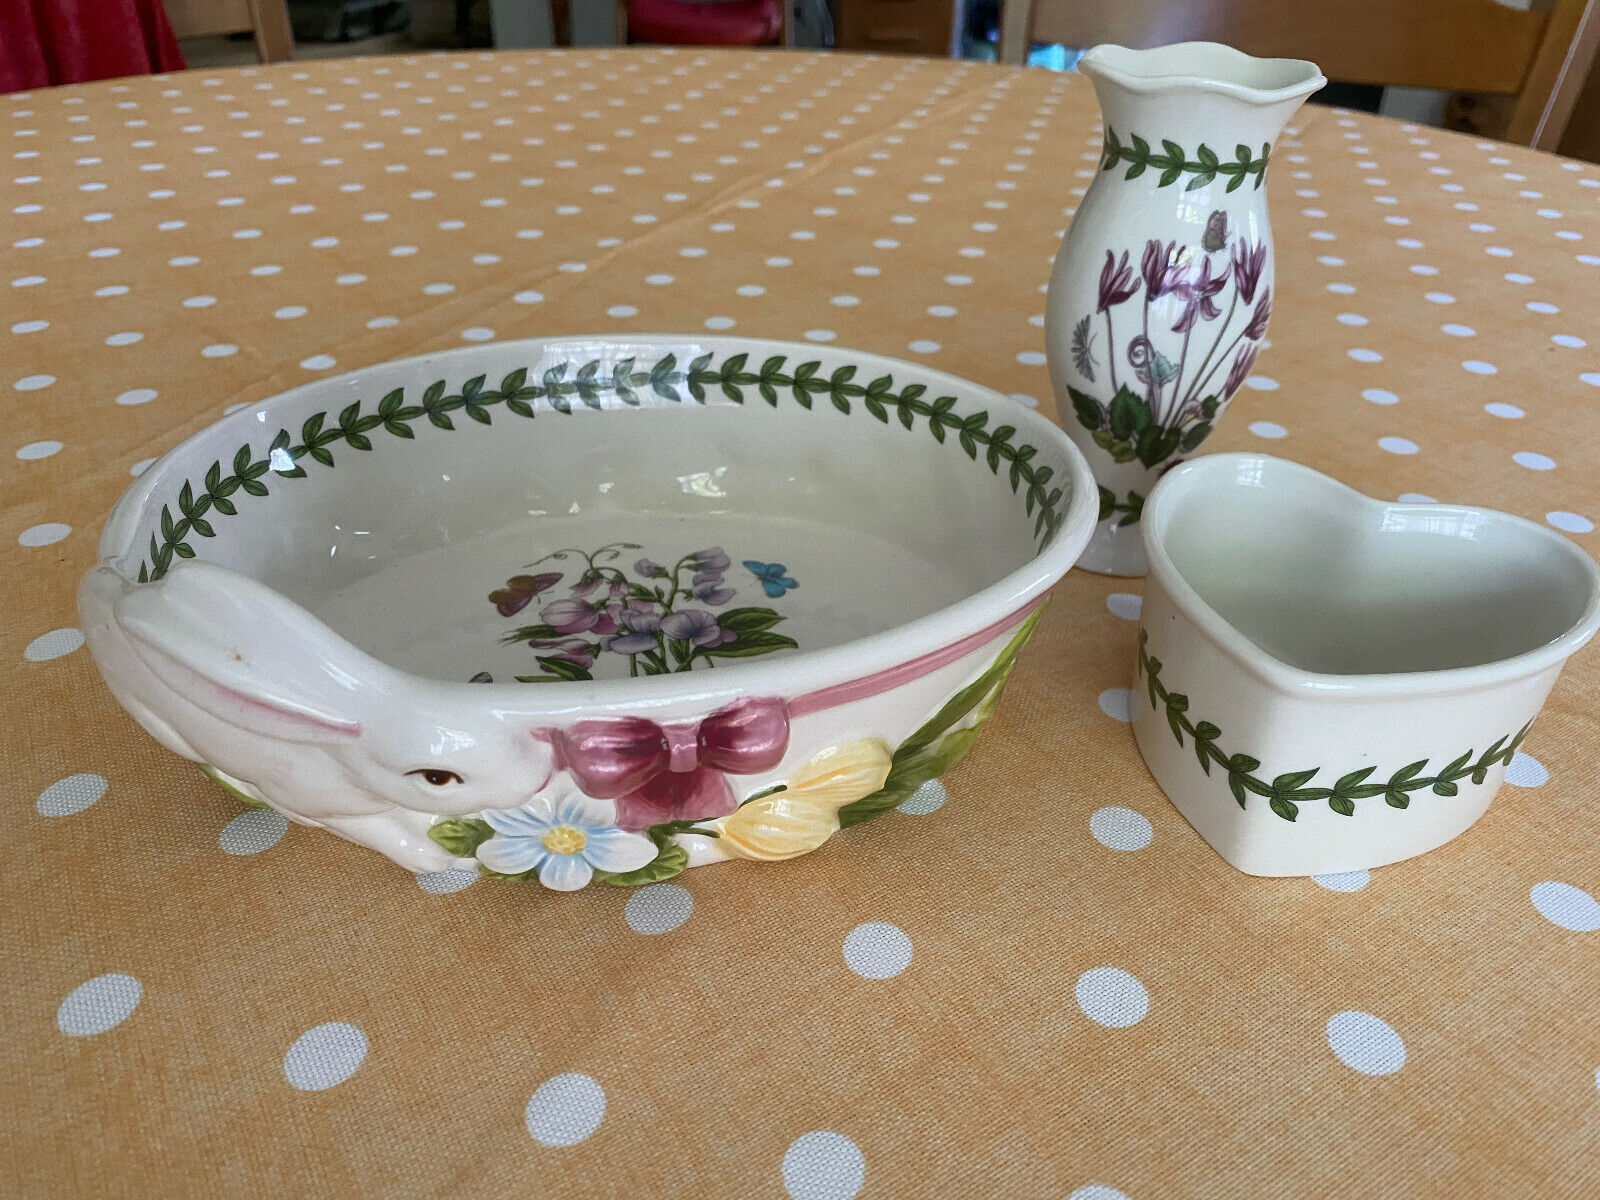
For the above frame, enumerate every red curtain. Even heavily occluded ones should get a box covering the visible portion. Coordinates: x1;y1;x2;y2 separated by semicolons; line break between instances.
1;0;185;94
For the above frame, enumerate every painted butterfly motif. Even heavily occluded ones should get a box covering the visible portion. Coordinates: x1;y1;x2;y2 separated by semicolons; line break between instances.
1201;209;1229;254
743;561;798;598
488;572;563;617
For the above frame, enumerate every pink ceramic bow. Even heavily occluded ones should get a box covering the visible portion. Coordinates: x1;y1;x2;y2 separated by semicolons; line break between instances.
551;697;790;831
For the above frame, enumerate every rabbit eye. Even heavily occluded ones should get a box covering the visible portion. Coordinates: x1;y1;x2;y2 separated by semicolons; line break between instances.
408;768;463;787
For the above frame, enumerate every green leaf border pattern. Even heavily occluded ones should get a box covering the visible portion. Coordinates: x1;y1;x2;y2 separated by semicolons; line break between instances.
1096;485;1145;527
1135;630;1530;822
1101;127;1271;193
137;352;1066;581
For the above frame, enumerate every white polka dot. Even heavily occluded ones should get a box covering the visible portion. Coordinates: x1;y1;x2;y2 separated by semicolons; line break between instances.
300;354;336;371
24;628;83;660
897;779;946;815
1348;348;1383;363
1379;436;1418;455
284;1022;368;1091
625;883;693;934
336;273;366;285
423;282;455;296
526;1073;606;1146
105;331;143;347
1506;751;1547;787
1327;1011;1405;1075
1327;283;1356;295
37;772;107;816
1249;421;1288;440
1066;1188;1131;1200
804;329;836;343
1075;967;1149;1028
1424;292;1454;305
513;290;544;305
13;275;46;287
1485;402;1524;419
1527;301;1559;314
417;868;477;894
1244;376;1278;391
1546;511;1593;534
95;284;130;297
1409;265;1437;276
830;295;859;308
1553;335;1586;348
1016;350;1045;365
1313;869;1370;892
765;257;792;268
181;294;214;308
460;327;495;343
1531;881;1600;932
219;809;288;855
18;520;69;547
737;284;766;297
1505;272;1535;284
1583;373;1600;388
1336;313;1367;326
842;922;912;979
366;316;398;329
57;973;142;1036
1362;389;1398;406
14;373;53;391
11;319;48;333
1462;360;1497;376
1097;687;1133;721
1441;323;1474;338
1089;806;1153;851
274;305;307;319
201;343;238;358
646;273;673;286
1105;592;1142;621
908;339;940;354
1514;451;1555;470
782;1131;865;1200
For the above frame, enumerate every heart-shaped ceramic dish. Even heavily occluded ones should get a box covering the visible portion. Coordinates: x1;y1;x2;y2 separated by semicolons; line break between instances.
1133;453;1600;876
79;336;1097;890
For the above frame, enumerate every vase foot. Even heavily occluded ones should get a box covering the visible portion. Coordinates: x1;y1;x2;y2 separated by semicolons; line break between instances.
1072;520;1147;577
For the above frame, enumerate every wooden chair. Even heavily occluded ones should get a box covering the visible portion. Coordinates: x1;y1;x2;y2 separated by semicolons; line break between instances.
997;0;1600;150
163;0;295;63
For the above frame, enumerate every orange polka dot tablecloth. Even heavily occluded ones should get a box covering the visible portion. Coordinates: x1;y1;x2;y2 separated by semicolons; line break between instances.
5;47;1600;1199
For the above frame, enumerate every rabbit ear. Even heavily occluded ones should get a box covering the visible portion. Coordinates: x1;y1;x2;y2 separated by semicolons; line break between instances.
115;562;364;744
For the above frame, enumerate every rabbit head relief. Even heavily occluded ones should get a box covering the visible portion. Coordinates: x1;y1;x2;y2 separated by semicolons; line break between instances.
92;561;557;822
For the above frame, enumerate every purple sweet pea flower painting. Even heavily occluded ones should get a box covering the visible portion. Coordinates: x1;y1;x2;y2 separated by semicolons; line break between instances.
490;541;797;680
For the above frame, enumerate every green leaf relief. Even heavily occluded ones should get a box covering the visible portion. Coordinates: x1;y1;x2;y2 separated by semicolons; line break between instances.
838;604;1045;828
427;817;495;857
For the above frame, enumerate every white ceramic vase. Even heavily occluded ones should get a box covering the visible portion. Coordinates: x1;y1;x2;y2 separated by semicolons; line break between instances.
1045;42;1325;576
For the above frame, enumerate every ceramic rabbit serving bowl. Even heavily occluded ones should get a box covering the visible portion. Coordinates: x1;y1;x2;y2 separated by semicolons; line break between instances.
1133;454;1600;876
80;336;1098;890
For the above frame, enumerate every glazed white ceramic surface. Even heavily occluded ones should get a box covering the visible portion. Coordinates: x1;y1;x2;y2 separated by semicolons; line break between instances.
1045;43;1324;576
1133;454;1600;876
80;336;1097;887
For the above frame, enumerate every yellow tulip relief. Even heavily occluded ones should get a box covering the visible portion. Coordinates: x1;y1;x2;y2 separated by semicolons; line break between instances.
718;739;893;861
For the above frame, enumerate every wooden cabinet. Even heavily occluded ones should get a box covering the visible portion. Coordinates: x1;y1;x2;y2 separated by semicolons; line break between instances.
834;0;959;57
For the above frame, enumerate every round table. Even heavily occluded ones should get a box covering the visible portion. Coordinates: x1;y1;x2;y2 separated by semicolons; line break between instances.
8;48;1599;1198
